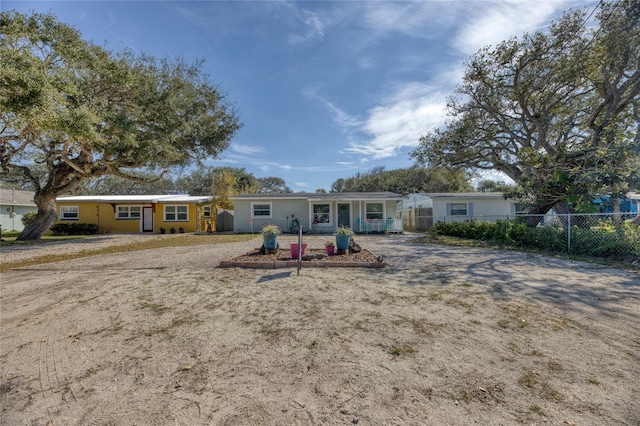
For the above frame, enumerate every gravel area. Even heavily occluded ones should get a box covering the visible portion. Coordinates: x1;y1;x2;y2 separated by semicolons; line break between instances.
1;233;639;425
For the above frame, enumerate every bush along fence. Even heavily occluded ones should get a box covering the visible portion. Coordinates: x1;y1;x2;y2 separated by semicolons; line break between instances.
423;213;639;262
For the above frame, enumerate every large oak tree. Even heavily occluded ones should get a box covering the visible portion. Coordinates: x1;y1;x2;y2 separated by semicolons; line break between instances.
0;12;240;240
411;1;639;218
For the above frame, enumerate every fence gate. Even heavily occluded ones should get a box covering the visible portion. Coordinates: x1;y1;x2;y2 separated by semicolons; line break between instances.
417;208;433;231
216;209;234;232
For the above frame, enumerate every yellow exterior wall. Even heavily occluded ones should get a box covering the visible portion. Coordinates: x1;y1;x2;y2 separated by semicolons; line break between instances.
54;201;211;234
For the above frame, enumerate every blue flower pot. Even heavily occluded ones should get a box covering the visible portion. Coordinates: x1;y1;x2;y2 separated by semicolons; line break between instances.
263;234;278;250
335;234;350;250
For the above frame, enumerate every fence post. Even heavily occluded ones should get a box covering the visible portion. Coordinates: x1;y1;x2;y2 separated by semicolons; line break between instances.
567;214;571;254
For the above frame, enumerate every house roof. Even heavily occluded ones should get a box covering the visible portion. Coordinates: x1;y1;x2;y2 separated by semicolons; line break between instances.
230;192;404;201
0;189;36;206
420;192;510;199
56;194;213;203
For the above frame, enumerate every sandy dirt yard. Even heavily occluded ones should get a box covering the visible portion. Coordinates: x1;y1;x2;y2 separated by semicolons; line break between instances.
1;234;639;425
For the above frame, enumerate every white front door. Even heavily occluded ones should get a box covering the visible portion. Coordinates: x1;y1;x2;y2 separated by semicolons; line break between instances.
142;206;153;232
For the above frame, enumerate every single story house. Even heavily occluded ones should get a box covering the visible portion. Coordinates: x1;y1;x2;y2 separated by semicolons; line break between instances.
0;188;37;232
399;192;517;230
54;194;216;234
230;192;404;234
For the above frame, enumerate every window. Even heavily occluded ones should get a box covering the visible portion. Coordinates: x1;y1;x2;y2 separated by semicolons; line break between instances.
60;206;79;220
203;205;212;218
312;203;330;224
164;205;188;221
449;203;468;216
251;202;272;218
365;203;384;220
117;206;141;219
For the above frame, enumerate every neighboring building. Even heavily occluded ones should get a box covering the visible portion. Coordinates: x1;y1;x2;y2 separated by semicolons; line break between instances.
230;192;404;234
0;188;37;232
55;194;216;234
593;192;639;216
426;192;516;221
398;192;516;230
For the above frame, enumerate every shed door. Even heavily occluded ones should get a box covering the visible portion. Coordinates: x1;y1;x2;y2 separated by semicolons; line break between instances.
142;206;153;232
337;203;350;228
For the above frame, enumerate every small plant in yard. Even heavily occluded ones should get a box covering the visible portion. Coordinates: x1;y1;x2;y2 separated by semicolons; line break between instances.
324;240;335;247
336;226;354;236
261;224;281;235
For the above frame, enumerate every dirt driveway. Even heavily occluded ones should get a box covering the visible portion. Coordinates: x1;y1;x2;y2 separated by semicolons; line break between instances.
1;234;639;425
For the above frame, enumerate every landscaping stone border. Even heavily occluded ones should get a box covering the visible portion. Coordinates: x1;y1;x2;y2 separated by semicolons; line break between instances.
219;248;386;269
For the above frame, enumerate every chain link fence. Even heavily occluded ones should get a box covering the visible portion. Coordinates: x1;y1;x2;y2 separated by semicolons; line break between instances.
404;212;640;262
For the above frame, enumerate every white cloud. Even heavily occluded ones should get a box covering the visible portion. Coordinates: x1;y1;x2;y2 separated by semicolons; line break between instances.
302;88;364;128
310;80;450;161
360;1;461;39
288;9;325;45
345;95;449;159
454;1;562;55
231;143;264;155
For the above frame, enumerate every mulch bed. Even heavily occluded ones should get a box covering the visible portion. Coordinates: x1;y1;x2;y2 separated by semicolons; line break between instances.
219;248;386;269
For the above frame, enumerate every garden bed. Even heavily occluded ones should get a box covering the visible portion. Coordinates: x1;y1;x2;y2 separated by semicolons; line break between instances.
219;248;386;268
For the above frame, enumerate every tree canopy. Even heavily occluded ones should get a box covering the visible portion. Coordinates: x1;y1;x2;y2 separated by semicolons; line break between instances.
0;11;240;239
329;166;472;195
411;1;640;216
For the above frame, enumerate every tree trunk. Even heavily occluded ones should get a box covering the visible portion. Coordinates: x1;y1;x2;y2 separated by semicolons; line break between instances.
524;199;573;228
16;194;58;241
611;194;622;227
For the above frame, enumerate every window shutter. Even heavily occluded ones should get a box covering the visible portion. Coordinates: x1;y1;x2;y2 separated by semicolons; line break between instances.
446;203;451;216
468;203;474;217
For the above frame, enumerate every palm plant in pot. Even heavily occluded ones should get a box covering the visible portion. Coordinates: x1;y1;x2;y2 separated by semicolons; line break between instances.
261;224;281;250
335;226;354;252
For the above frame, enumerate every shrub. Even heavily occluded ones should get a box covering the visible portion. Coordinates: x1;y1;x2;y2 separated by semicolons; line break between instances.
433;217;638;262
49;223;99;236
21;212;38;226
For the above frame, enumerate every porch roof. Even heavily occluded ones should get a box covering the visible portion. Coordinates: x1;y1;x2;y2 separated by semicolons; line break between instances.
56;194;213;204
230;192;403;202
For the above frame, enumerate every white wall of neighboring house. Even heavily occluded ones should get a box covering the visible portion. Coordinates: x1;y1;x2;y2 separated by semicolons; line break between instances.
0;189;37;232
431;195;515;221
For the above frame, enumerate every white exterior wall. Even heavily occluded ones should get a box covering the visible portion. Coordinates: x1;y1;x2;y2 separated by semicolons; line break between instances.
233;197;400;234
432;197;514;221
233;198;309;233
0;205;37;232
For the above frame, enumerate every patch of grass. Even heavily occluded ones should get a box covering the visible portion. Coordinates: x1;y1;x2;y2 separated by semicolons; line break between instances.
444;297;473;309
497;302;542;330
587;376;601;385
517;370;564;402
529;405;547;417
388;344;417;356
140;315;203;340
547;361;563;372
138;300;171;315
0;234;255;272
497;319;510;328
457;383;504;404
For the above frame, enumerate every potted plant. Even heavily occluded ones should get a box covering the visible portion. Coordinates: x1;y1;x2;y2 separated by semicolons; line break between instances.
324;240;335;255
160;227;166;234
335;226;354;251
290;242;308;259
261;224;281;250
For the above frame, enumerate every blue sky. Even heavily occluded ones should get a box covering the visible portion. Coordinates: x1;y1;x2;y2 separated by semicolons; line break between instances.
5;0;597;192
